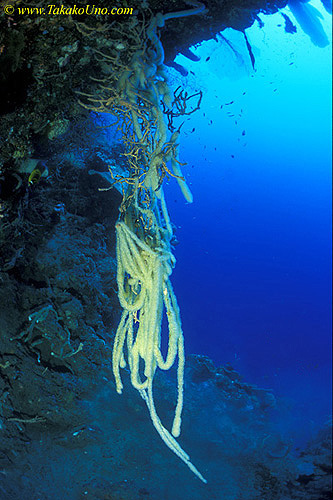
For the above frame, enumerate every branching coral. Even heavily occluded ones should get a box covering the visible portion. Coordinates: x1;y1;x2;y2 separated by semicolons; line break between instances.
15;304;83;365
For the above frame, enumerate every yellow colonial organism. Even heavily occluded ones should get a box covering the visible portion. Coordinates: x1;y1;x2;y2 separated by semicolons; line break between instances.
78;0;207;482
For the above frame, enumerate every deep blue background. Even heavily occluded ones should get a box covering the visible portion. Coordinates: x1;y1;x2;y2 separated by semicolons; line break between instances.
166;2;332;443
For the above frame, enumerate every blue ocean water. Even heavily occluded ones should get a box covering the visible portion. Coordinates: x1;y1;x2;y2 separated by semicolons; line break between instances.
165;1;332;445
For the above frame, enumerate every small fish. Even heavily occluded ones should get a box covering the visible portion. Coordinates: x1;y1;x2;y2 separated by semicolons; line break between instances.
205;56;210;62
28;168;41;186
242;130;246;136
231;155;235;158
54;202;65;215
225;101;234;105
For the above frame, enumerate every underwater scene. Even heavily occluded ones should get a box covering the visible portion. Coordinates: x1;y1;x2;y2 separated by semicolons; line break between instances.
0;0;331;499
